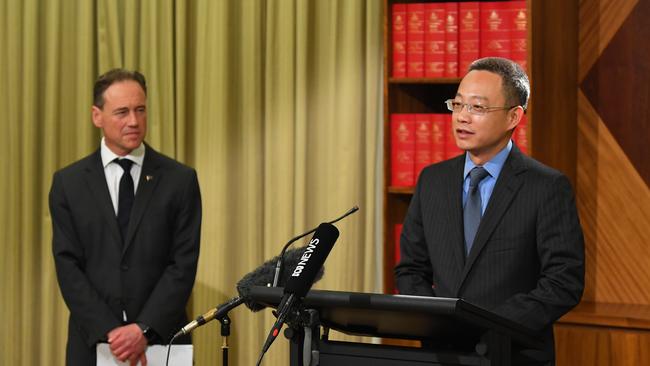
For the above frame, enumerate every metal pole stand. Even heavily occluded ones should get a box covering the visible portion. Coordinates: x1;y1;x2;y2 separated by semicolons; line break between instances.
218;315;231;366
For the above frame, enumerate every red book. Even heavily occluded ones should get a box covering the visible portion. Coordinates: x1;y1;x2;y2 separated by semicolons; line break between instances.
509;1;527;71
392;4;407;77
415;114;433;180
444;2;459;77
459;2;480;75
395;223;403;266
391;114;416;187
424;3;445;78
407;4;425;78
444;114;464;159
480;2;511;59
514;114;529;154
431;113;446;163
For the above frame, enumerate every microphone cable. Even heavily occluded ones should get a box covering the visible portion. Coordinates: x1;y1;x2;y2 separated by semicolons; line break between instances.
165;333;178;366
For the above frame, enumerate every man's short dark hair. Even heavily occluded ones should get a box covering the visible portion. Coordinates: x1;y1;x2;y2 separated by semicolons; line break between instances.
93;68;147;108
468;57;530;110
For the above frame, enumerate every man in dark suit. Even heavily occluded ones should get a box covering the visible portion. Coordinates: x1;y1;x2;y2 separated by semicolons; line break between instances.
395;57;584;364
50;69;201;365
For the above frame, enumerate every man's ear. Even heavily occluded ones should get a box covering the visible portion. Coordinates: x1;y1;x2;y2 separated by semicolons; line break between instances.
91;106;103;128
508;106;525;130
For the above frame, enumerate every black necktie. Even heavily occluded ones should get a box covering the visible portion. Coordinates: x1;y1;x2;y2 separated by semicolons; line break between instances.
463;167;490;255
116;159;134;243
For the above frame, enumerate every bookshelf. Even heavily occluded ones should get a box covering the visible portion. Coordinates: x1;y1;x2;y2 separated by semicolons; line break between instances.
382;0;578;294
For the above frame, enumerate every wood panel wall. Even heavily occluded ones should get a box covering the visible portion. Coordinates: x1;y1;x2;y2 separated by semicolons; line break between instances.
555;0;650;364
576;0;650;306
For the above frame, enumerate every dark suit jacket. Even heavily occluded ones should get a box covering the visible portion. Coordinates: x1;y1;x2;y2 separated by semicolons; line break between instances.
395;145;584;363
50;145;201;365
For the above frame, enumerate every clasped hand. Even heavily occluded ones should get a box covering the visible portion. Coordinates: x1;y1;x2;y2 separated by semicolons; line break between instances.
107;324;148;366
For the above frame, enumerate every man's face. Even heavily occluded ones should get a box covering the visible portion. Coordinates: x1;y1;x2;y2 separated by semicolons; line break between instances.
452;70;521;164
92;80;147;156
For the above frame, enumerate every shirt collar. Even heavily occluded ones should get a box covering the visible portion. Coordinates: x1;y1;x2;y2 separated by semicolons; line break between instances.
463;139;513;180
100;137;146;168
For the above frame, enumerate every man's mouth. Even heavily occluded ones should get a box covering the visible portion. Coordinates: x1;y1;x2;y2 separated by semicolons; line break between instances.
456;128;474;137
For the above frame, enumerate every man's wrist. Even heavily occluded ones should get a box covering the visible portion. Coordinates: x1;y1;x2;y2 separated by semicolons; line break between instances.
136;323;156;343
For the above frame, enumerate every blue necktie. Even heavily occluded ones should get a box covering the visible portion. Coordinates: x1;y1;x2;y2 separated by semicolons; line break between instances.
464;167;490;255
116;159;134;244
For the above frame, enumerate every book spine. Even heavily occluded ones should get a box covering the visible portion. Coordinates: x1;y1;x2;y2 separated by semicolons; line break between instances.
443;113;463;159
431;113;446;163
480;1;511;59
395;223;403;266
458;2;480;75
392;4;407;77
509;0;528;71
415;113;434;181
407;3;425;78
424;3;446;78
444;2;459;77
391;114;416;187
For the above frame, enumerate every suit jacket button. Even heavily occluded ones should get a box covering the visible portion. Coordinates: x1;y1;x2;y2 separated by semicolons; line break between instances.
121;264;129;271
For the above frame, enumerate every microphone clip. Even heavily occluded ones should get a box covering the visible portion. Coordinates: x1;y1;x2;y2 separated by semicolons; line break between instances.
271;299;303;327
285;307;321;331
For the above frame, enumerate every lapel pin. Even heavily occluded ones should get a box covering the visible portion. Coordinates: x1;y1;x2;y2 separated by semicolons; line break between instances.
146;175;154;181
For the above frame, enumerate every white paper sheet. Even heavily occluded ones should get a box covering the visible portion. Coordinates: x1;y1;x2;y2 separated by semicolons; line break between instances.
96;343;192;366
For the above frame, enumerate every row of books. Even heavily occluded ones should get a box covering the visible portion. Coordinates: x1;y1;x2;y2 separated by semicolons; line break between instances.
390;113;528;187
392;1;527;78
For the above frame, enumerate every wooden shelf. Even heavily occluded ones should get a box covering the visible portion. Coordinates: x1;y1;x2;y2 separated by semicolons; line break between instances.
558;302;650;331
389;77;462;84
387;186;415;194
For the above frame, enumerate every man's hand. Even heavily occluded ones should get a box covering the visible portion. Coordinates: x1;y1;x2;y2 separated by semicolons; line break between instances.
107;324;148;364
128;351;147;366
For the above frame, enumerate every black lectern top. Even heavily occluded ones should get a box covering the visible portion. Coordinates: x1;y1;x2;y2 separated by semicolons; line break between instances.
248;286;543;350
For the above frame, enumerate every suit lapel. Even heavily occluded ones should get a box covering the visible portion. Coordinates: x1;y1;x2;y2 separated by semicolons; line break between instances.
122;145;162;254
83;150;123;247
458;146;527;288
444;157;467;274
123;146;162;254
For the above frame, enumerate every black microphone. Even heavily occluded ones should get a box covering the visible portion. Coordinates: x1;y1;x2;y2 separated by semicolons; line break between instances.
257;223;340;364
284;223;339;297
174;245;325;337
272;206;358;287
236;245;325;312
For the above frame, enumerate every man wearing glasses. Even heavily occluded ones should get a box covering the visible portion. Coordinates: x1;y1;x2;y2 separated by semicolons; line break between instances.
395;57;584;365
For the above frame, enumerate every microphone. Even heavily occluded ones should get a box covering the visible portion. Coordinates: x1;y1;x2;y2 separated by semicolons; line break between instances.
174;245;325;337
257;223;340;364
272;206;358;287
173;208;354;339
174;297;245;337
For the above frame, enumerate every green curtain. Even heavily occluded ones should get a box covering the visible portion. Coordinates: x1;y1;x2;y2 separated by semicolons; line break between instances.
0;0;383;365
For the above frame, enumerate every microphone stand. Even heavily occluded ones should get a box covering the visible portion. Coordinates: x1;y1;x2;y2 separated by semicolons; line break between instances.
218;315;231;366
212;297;245;366
272;206;359;287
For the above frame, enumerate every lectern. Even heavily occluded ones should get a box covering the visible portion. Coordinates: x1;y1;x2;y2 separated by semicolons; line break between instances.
249;286;543;366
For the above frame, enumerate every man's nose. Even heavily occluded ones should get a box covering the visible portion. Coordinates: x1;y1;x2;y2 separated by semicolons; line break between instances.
455;106;471;123
126;111;138;125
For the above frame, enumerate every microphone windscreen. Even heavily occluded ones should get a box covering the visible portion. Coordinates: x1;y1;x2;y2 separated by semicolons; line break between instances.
284;223;339;298
236;244;326;311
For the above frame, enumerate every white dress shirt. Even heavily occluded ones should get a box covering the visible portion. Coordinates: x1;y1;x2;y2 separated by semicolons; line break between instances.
99;138;145;215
